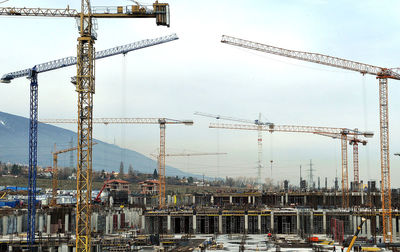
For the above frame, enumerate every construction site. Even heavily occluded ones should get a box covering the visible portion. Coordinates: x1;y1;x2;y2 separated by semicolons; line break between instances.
0;0;400;251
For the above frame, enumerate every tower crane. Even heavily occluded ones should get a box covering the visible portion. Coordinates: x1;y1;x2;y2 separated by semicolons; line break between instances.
221;35;396;242
1;2;170;249
209;123;372;208
315;132;367;191
51;142;98;207
194;112;272;186
40;117;193;209
1;34;176;248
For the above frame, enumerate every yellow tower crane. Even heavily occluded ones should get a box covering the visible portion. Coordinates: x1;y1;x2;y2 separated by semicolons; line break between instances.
209;123;372;208
1;2;170;250
50;143;98;207
220;35;396;242
40;117;193;209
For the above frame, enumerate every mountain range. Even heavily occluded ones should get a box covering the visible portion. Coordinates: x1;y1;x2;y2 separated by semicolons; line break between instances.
0;111;198;178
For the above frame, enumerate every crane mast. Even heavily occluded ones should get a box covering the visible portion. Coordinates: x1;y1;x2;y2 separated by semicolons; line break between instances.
27;70;38;248
51;143;97;207
75;1;95;251
221;35;394;242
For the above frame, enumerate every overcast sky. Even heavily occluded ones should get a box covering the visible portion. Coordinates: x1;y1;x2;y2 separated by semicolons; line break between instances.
1;0;400;187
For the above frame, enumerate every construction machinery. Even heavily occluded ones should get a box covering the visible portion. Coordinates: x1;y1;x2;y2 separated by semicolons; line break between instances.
1;2;170;249
194;112;272;186
93;179;124;204
209;123;372;208
221;35;395;242
40;117;193;209
51;143;97;207
346;217;366;252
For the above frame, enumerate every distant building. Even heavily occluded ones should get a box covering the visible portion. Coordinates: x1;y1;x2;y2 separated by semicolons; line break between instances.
104;179;130;193
139;180;159;195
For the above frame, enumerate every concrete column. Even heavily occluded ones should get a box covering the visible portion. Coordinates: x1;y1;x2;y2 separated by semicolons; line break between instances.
361;191;365;205
258;215;261;233
323;211;327;234
253;196;256;205
229;196;232;204
167;215;171;233
117;213;121;230
61;244;68;252
304;195;307;205
367;219;372;238
92;212;98;232
143;197;147;206
110;214;114;234
353;215;358;233
376;215;380;231
244;213;248;233
219;214;223;234
17;215;22;233
270;211;274;232
285;193;289;206
296;210;300;234
2;216;8;235
64;214;69;233
323;195;326;205
127;210;132;228
211;195;214;205
38;214;43;233
193;214;197;234
248;196;251;204
46;214;51;234
358;216;367;234
310;211;314;234
281;195;284;206
141;215;145;233
393;218;397;238
105;215;110;234
192;196;196;205
167;195;171;205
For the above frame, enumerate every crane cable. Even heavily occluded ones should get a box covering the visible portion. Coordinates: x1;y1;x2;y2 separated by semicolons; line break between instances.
0;0;9;4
